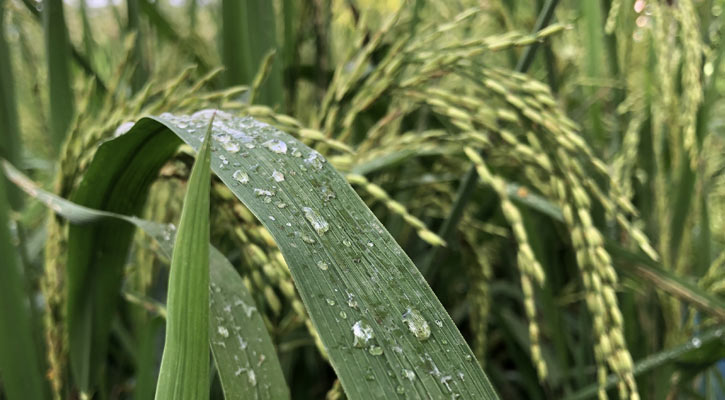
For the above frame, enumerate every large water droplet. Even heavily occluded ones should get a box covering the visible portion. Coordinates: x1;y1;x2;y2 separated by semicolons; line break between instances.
272;170;285;182
264;139;287;154
403;369;416;381
352;320;374;347
369;345;383;356
254;188;274;197
402;308;431;341
233;170;249;184
302;207;329;235
223;141;240;153
317;261;329;270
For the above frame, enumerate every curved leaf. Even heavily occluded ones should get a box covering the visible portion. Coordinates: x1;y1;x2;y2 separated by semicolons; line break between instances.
2;160;291;400
49;109;498;398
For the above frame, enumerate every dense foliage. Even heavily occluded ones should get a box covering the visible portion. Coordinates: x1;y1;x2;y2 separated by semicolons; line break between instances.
2;0;725;399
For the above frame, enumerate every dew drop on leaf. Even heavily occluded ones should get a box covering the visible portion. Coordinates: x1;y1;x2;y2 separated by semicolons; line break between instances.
233;170;249;184
217;326;229;338
302;207;329;235
402;308;431;341
272;170;285;182
263;139;287;154
352;320;374;347
317;261;329;271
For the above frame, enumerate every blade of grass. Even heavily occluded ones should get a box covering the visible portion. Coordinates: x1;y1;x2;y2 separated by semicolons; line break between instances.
222;0;283;107
2;160;291;399
45;110;500;398
20;0;108;94
43;0;75;151
127;0;148;93
154;114;213;399
0;174;45;400
0;0;22;208
138;0;214;76
564;324;725;400
421;0;561;281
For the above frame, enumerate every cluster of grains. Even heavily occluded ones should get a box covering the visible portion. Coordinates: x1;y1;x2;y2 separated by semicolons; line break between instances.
463;148;547;380
676;0;704;168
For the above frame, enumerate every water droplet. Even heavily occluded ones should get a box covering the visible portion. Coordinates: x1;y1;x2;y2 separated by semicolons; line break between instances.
367;241;374;247
352;320;374;347
317;261;329;270
263;139;287;154
396;386;405;394
692;337;702;348
339;311;347;319
402;308;431;341
369;345;383;356
465;355;473;361
233;170;249;184
302;207;329;235
272;170;285;182
403;369;416;381
218;326;229;338
223;141;240;153
435;320;443;328
302;234;316;244
254;188;274;197
268;216;276;221
343;239;352;247
326;298;336;306
347;293;358;309
275;201;287;208
219;155;229;165
248;370;256;386
245;143;256;149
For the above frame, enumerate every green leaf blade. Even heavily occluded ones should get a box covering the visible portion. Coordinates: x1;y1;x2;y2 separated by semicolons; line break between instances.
155;117;213;400
154;111;499;399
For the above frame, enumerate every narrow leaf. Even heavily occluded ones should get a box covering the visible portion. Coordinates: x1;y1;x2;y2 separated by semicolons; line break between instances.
155;116;213;400
43;0;75;151
0;174;45;400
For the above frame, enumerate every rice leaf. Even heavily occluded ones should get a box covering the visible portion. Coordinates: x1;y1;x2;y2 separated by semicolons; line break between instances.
0;174;45;400
29;108;500;398
221;0;283;107
0;0;22;208
154;115;213;399
43;0;75;151
2;160;291;400
155;111;498;399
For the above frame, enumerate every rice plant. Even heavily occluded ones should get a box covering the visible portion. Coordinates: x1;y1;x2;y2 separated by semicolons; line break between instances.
2;0;725;399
